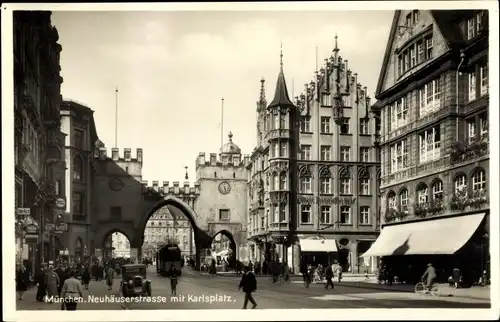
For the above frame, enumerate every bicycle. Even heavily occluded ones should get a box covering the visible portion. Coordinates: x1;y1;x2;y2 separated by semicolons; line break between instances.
414;281;439;296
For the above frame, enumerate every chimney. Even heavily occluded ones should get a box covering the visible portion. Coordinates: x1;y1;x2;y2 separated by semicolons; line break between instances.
136;148;143;164
152;181;159;192
112;148;119;161
99;147;107;160
124;148;131;161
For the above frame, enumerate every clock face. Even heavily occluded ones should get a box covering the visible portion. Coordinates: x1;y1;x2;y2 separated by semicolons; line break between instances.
218;181;231;195
109;178;124;191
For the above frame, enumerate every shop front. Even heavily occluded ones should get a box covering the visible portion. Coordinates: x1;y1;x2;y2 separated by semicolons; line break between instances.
362;211;489;285
298;235;338;271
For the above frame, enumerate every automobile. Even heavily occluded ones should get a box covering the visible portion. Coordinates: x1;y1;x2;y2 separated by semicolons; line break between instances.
120;264;152;297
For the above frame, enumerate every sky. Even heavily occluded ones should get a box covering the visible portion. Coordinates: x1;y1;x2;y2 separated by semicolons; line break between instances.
51;10;393;183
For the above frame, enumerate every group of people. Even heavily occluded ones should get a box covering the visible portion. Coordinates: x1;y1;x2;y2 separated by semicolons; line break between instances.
15;260;121;310
300;262;344;289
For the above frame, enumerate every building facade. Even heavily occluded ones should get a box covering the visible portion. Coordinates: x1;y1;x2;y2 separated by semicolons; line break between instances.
365;10;489;281
247;42;381;274
111;233;131;258
142;206;194;259
14;11;65;274
195;133;250;263
60;100;100;263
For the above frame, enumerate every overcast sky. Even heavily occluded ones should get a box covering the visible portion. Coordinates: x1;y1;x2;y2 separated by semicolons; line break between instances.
51;10;393;183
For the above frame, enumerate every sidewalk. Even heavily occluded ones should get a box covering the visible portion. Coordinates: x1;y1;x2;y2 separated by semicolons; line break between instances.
202;270;490;301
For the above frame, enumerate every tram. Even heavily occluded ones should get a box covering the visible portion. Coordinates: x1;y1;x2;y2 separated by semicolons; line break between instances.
156;244;184;277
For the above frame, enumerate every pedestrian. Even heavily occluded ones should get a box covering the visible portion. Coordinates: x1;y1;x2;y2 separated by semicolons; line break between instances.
82;266;91;290
61;269;84;311
105;266;114;291
55;264;68;297
16;264;30;300
452;267;461;288
45;265;60;300
238;266;257;309
325;264;335;290
169;267;179;296
35;263;48;302
335;264;343;283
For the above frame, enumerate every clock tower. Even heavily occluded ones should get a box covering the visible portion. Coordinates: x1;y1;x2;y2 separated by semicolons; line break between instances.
194;132;250;261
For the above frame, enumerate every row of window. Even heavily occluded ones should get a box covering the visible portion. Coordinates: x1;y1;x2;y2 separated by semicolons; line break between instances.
299;145;371;162
300;117;371;135
298;176;372;195
250;205;372;228
389;114;488;174
398;34;433;77
387;169;486;210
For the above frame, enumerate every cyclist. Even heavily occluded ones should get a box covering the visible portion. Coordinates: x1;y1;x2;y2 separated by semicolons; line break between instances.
421;263;437;293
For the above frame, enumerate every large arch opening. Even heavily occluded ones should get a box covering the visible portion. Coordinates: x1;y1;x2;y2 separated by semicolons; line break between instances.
141;202;198;268
208;230;237;271
100;229;132;264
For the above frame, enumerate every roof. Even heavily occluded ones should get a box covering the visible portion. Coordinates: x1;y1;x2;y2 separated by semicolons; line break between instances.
375;10;471;99
268;65;295;109
61;99;100;144
221;132;241;154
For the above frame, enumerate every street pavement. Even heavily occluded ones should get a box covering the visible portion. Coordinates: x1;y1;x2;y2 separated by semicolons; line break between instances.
16;266;490;310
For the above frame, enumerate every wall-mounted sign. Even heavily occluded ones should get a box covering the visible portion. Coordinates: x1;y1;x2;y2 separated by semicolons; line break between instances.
55;198;66;209
16;208;31;216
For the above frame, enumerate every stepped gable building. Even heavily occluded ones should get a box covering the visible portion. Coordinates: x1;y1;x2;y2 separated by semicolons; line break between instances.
247;39;381;274
14;11;65;272
60;100;100;262
364;10;489;281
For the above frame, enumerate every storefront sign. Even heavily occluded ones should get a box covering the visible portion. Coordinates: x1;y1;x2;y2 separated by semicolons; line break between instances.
55;198;66;209
317;196;357;205
25;224;38;234
16;208;31;216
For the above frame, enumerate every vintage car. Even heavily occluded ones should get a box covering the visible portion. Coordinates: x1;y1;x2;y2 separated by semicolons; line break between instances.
120;264;152;297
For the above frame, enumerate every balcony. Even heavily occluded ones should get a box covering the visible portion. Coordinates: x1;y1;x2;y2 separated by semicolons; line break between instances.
266;129;291;141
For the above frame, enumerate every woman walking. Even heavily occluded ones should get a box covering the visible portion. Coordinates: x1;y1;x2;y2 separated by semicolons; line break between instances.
81;266;91;290
61;270;84;311
45;266;60;299
169;267;179;296
16;264;30;300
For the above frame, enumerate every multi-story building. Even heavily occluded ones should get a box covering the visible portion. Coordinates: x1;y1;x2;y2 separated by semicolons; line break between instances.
60;100;100;263
365;10;489;281
247;43;381;274
142;206;194;259
14;11;65;273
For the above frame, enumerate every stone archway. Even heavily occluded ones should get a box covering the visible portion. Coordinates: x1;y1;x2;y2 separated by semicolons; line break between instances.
138;196;212;269
98;228;133;260
211;230;238;267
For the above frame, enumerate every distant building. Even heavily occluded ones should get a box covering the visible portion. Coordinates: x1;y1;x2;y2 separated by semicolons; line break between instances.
247;40;380;274
365;10;489;281
111;233;130;258
142;206;193;259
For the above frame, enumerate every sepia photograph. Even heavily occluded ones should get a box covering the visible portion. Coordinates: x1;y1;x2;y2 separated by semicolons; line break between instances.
2;1;498;321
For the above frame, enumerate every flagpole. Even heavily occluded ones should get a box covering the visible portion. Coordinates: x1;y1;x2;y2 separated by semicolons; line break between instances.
220;98;224;156
115;87;118;148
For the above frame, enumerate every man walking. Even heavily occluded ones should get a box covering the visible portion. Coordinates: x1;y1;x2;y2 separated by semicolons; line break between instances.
325;264;335;290
238;266;257;309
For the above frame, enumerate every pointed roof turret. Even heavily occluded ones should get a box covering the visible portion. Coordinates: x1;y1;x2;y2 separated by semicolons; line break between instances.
268;43;295;109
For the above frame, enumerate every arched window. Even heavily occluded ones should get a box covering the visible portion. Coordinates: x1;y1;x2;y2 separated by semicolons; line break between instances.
387;191;397;210
454;174;467;194
73;156;83;181
339;167;352;195
472;169;486;192
358;168;370;195
319;167;332;194
416;183;428;204
279;172;287;190
399;188;409;212
432;180;443;201
299;166;312;193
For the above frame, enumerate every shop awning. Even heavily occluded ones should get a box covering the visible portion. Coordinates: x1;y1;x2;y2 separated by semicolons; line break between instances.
362;213;486;257
299;238;338;252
